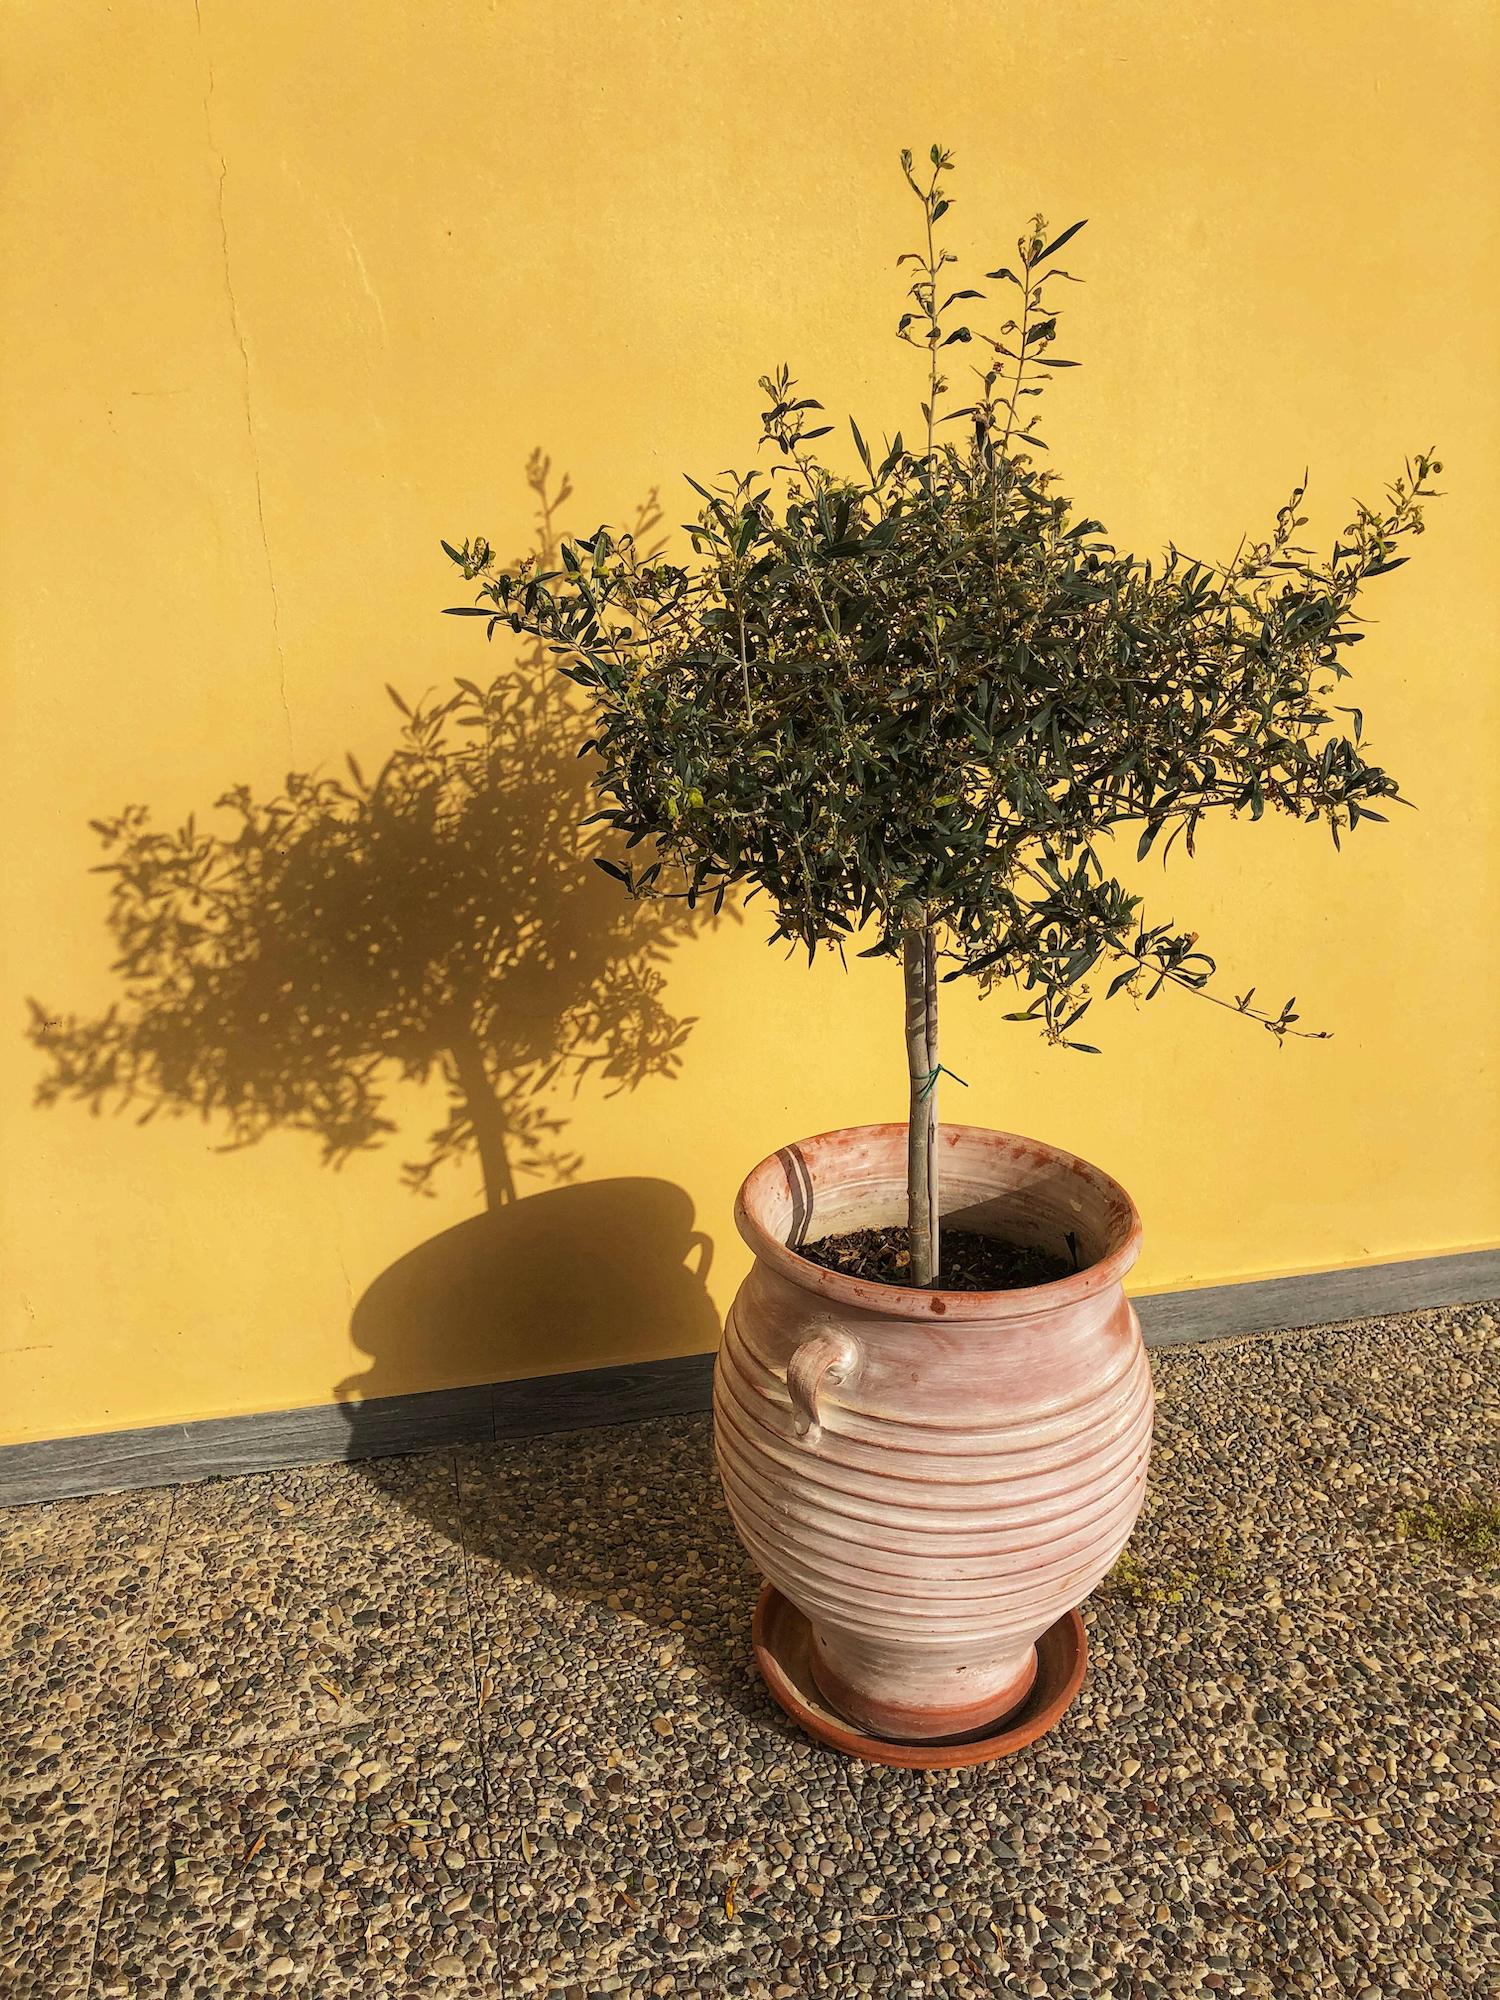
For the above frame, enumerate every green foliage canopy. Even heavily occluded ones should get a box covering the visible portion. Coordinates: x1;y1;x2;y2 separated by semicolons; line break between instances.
447;147;1440;1052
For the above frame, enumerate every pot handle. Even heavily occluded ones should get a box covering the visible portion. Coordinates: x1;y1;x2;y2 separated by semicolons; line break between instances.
787;1328;861;1445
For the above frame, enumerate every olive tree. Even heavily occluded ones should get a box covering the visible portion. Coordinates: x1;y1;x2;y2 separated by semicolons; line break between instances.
445;147;1440;1282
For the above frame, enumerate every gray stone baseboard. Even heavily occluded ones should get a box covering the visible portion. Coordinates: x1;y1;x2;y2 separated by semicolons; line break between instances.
2;1248;1495;1508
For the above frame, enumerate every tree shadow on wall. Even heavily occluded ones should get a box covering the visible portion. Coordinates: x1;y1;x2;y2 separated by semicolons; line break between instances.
28;455;724;1404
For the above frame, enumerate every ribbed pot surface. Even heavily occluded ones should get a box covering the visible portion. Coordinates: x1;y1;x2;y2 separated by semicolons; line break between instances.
713;1123;1151;1742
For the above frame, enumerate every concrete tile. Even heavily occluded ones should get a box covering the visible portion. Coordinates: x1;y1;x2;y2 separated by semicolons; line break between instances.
87;1723;497;1999
135;1513;473;1757
178;1451;464;1549
0;1553;156;1767
0;1751;117;2000
0;1487;171;1578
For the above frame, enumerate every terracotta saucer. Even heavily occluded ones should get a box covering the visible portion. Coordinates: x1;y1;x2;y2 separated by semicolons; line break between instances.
751;1585;1088;1770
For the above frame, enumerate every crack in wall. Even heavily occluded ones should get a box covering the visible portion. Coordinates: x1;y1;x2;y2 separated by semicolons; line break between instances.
337;217;388;344
194;0;294;760
335;1238;356;1318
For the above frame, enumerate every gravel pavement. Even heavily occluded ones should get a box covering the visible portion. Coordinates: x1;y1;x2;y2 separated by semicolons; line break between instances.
1;1301;1495;1998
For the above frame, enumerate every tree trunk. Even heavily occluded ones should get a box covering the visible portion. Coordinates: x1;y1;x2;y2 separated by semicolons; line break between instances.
902;919;941;1285
448;1034;517;1213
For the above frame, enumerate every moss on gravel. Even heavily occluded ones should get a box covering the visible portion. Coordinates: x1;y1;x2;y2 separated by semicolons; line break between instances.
1394;1496;1499;1565
1103;1536;1242;1606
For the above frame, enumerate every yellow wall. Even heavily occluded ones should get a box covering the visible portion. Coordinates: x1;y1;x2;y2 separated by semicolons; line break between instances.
3;1;1497;1446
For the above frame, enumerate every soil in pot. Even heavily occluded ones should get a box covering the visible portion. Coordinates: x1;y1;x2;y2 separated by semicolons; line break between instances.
795;1225;1075;1293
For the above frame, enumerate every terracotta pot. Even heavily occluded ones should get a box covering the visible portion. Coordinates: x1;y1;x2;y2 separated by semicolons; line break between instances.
713;1123;1150;1744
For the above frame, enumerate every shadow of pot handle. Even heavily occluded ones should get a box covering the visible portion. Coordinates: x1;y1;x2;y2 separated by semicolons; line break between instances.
787;1328;861;1445
687;1230;713;1282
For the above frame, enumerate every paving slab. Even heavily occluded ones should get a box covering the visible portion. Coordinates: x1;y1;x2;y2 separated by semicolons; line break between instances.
136;1463;474;1757
0;1486;171;1578
0;1551;159;1770
86;1722;498;1999
0;1750;117;2000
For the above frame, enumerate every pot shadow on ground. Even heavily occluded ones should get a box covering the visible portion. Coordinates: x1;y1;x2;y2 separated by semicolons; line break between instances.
338;1177;777;1712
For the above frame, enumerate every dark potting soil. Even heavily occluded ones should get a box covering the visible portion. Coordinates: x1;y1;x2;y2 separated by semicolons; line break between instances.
795;1225;1076;1293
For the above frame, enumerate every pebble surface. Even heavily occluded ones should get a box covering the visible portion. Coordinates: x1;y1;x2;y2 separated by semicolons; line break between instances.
0;1301;1494;1997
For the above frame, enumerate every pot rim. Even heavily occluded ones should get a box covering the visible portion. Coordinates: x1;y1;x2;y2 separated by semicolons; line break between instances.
735;1122;1142;1323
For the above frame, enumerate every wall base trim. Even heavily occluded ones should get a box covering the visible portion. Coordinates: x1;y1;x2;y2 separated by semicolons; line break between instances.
3;1248;1495;1507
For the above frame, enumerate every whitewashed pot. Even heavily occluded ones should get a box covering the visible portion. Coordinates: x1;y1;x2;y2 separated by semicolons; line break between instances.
712;1123;1151;1742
